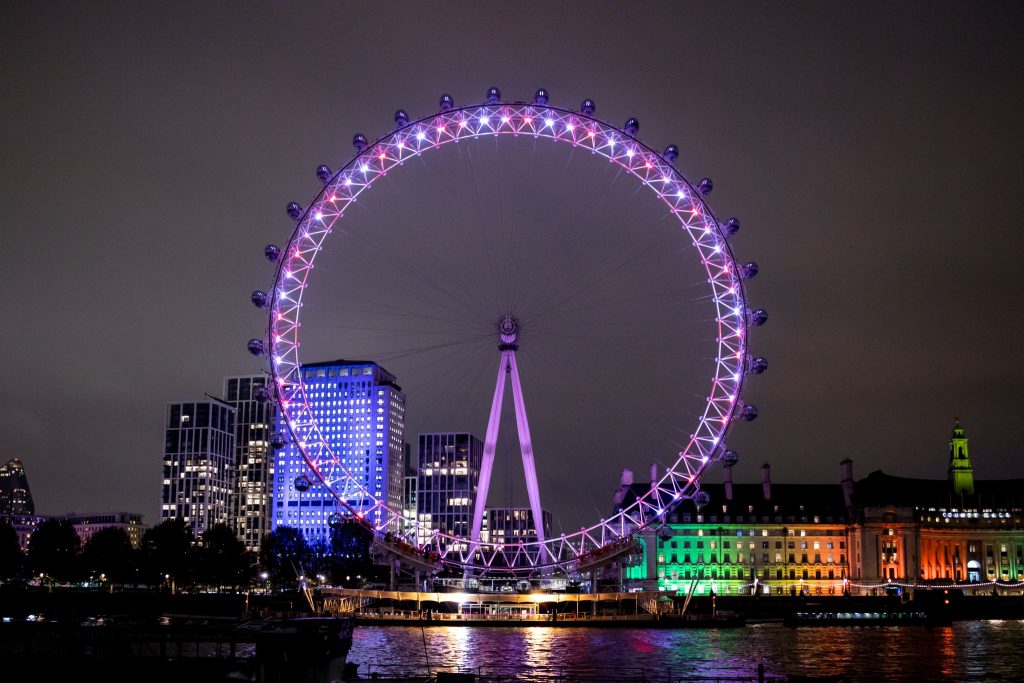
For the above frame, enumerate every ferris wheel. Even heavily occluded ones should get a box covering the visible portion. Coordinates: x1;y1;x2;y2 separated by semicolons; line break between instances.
247;87;766;577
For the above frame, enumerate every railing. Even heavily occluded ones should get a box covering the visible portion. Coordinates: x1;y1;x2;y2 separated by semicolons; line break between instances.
352;610;658;623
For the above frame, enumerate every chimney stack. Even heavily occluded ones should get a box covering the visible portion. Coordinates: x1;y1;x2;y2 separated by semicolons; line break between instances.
612;468;634;509
724;464;734;501
761;463;772;501
840;459;854;508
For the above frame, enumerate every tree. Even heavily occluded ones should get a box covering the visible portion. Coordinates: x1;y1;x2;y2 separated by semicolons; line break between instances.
0;519;23;579
139;518;194;588
81;527;136;584
325;519;374;586
27;518;81;581
259;526;311;589
194;523;252;588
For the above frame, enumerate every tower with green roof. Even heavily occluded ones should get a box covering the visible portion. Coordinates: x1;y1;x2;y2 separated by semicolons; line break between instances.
948;418;974;496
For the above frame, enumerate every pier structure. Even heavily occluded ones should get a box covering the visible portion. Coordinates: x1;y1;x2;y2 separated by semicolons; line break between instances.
320;587;676;624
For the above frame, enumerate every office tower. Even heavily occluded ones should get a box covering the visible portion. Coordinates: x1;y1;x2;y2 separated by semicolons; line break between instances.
403;443;417;534
162;398;236;536
272;360;406;542
224;375;275;552
0;458;39;551
415;432;483;551
0;458;34;517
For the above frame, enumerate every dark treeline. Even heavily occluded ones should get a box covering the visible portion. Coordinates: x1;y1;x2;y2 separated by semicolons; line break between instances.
0;517;377;591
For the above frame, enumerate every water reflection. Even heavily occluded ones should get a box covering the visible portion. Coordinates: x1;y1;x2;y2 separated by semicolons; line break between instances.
349;621;1024;681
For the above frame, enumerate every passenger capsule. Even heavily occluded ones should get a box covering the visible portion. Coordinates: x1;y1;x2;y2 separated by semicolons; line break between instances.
580;98;596;116
439;93;454;111
316;165;332;185
749;308;768;327
624;118;640;137
264;244;281;263
750;356;768;375
663;144;679;163
722;217;741;236
294;475;311;492
394;109;409;128
722;449;740;466
352;133;368;153
251;290;269;309
328;512;343;528
286;202;303;220
694;490;711;507
486;86;501;104
253;386;270;403
741;261;759;280
740;403;759;421
698;178;713;196
534;88;549;105
270;432;287;449
247;338;264;356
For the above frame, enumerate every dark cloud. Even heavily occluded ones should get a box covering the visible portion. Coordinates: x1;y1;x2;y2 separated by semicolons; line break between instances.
3;2;1023;528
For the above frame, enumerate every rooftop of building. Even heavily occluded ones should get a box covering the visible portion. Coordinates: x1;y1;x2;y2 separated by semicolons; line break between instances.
299;359;401;389
614;480;849;520
301;358;379;368
853;470;1024;510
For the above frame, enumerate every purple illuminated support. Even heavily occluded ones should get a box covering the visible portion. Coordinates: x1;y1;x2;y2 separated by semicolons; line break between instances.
506;350;548;557
470;355;508;548
469;316;548;562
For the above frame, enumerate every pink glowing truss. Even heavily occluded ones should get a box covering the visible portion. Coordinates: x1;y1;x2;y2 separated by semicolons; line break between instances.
265;96;753;576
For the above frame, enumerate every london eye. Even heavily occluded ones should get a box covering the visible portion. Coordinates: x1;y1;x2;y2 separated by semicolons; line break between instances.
247;87;766;579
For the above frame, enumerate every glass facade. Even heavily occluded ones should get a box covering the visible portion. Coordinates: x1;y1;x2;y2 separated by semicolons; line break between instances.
416;432;483;551
162;399;236;536
224;375;275;552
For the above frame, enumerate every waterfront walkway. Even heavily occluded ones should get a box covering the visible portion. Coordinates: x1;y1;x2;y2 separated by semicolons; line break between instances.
322;588;672;617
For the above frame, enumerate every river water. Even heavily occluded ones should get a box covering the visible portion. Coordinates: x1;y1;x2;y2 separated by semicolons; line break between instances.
348;621;1024;682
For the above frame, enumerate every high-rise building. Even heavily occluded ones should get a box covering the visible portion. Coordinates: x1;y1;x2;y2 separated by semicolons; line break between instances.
0;458;34;517
403;443;417;534
0;458;40;551
483;506;553;568
162;398;236;536
415;432;483;551
224;375;275;552
272;360;406;542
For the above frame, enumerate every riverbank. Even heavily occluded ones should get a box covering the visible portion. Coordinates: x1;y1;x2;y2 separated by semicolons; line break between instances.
325;587;1024;626
6;587;1024;625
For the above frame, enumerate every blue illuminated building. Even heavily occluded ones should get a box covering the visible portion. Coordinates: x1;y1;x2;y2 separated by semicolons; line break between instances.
272;359;406;542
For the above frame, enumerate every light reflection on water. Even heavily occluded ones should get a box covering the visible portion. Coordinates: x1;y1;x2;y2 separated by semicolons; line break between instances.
349;621;1024;682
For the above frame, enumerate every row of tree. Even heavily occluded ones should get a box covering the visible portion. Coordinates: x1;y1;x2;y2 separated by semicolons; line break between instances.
0;517;378;590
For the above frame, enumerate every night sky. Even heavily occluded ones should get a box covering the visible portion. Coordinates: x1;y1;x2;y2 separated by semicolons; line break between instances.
4;2;1023;530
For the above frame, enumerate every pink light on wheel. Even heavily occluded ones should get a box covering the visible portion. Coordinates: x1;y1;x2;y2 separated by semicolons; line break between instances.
255;89;765;578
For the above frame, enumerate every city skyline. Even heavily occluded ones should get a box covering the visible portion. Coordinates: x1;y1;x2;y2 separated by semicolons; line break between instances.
3;3;1024;526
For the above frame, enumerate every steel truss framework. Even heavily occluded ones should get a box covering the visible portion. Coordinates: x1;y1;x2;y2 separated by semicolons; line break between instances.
264;94;755;576
470;316;547;562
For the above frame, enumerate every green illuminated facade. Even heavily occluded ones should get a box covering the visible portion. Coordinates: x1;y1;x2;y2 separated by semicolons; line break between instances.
621;464;850;595
616;421;1024;595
